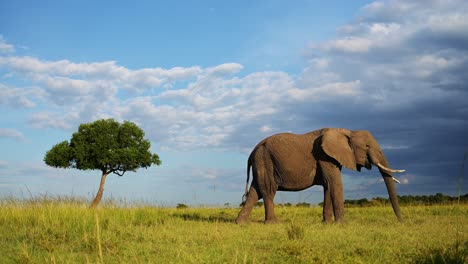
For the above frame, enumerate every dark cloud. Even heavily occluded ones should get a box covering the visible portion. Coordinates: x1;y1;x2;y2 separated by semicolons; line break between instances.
221;0;468;200
283;0;468;199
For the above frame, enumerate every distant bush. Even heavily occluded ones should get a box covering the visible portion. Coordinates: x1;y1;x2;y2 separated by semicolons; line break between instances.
237;193;468;208
318;193;468;208
314;193;468;207
344;198;371;207
176;203;188;209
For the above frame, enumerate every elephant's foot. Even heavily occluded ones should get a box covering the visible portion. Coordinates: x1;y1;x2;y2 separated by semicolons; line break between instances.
264;218;280;224
322;216;345;224
335;213;345;223
235;217;248;224
334;218;346;224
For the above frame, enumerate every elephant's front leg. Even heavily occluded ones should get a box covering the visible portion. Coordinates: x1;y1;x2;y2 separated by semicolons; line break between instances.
235;183;260;224
322;185;333;223
319;160;345;222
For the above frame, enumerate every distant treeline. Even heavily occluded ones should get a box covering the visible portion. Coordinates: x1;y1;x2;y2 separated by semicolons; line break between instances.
242;193;468;208
333;193;468;207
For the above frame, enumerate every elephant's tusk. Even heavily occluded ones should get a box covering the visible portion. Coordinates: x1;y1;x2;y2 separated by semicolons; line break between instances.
376;163;406;173
392;177;401;184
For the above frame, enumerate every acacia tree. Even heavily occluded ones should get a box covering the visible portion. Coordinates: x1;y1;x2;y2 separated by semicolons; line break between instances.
44;119;161;208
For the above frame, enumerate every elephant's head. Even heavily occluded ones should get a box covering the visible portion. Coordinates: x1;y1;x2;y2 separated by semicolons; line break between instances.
319;128;404;221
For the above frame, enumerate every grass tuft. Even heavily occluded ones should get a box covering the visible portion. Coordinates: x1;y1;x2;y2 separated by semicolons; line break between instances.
286;222;305;240
415;241;467;264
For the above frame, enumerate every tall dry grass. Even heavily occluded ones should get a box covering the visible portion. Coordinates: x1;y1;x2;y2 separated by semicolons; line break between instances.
0;197;466;263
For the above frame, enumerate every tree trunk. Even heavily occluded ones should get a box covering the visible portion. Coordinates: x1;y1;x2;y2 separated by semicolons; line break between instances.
89;172;108;209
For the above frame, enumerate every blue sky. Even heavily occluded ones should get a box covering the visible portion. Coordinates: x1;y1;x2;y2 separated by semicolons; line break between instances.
1;0;467;206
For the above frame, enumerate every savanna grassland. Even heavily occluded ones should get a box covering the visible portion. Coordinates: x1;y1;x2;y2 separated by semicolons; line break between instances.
0;198;466;264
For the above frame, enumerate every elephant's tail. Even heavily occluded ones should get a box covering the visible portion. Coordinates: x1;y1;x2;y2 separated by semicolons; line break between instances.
242;152;253;202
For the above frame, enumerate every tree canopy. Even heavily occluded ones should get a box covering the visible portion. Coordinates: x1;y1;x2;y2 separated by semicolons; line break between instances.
44;118;161;176
44;119;161;208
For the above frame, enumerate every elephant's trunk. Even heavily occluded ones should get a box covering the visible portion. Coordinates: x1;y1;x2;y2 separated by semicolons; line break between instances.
375;157;402;222
368;147;403;221
381;171;403;221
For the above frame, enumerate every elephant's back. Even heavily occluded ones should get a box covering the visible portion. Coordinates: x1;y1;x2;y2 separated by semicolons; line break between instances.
263;133;314;149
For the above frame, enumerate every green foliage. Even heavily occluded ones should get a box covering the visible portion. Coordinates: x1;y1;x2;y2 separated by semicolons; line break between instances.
344;198;371;207
44;119;161;176
397;193;467;205
176;203;188;209
44;141;73;168
317;193;468;207
1;197;466;263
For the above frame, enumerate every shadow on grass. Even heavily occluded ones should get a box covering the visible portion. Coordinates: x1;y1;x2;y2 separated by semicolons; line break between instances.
171;212;270;224
415;241;467;264
171;212;235;223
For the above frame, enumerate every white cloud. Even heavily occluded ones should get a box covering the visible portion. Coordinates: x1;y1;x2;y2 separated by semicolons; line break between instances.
110;69;297;150
369;23;401;35
328;37;373;53
0;160;8;168
381;145;409;150
0;56;202;93
410;53;466;78
289;80;362;101
0;36;14;53
205;63;243;76
311;58;329;69
192;168;219;180
312;23;407;54
0;84;44;108
0;128;26;142
28;111;81;130
310;0;468;58
427;13;468;36
260;125;272;133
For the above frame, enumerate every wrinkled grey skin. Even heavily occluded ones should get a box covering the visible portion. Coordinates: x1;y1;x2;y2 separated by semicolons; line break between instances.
235;128;402;224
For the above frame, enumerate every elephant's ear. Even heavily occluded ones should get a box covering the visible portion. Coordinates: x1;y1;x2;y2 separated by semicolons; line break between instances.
321;129;357;171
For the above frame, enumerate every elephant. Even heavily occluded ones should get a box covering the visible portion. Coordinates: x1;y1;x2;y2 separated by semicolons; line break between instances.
235;128;405;224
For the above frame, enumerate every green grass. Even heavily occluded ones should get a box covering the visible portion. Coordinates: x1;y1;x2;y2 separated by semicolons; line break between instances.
0;198;466;263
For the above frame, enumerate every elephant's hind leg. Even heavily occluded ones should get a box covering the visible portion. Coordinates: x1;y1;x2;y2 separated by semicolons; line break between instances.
263;195;279;224
259;153;279;224
235;183;260;224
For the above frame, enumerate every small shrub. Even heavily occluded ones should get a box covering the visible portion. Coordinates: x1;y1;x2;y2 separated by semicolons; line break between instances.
287;223;305;240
